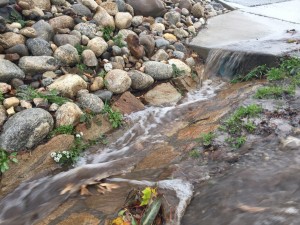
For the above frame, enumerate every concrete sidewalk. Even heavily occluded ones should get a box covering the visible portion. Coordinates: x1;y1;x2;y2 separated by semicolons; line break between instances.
189;0;300;59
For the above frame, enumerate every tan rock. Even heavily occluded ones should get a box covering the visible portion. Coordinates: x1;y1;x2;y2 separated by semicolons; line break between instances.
20;100;32;109
104;69;131;94
101;2;118;16
0;82;11;93
19;27;37;38
90;76;104;92
93;6;115;29
144;83;182;106
168;58;191;76
87;37;108;57
112;91;145;115
82;0;99;11
55;102;83;127
6;106;15;116
115;12;132;29
0;32;26;49
163;33;177;43
49;15;75;30
3;97;20;109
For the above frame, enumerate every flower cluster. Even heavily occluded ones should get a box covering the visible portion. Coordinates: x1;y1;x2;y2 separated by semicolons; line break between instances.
50;151;71;163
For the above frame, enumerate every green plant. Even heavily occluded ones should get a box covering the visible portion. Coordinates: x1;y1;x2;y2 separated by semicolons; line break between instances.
226;136;246;148
74;44;87;55
0;149;18;173
48;125;74;138
266;68;285;81
102;102;123;128
243;121;256;133
76;63;93;75
102;26;114;41
80;112;95;128
189;149;201;158
254;85;295;99
8;10;26;28
98;70;107;78
0;91;4;102
113;34;126;48
172;64;185;77
17;87;69;105
280;57;300;73
200;132;215;147
231;65;268;83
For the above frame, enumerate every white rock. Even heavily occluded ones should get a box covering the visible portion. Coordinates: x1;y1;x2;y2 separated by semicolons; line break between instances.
87;37;108;57
115;12;132;29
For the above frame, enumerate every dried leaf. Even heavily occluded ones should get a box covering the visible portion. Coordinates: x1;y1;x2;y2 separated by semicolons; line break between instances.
99;183;120;192
238;204;268;213
80;185;92;196
60;183;75;195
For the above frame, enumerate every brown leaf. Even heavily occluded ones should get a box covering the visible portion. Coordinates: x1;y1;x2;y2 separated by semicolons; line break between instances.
238;204;268;213
80;185;92;196
60;183;75;195
99;183;120;192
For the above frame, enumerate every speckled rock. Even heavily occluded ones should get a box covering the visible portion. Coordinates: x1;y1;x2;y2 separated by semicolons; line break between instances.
104;69;131;94
53;34;81;47
144;61;173;80
191;3;205;18
18;56;59;74
26;38;53;56
0;105;6;126
128;70;154;90
48;15;75;30
151;49;169;61
0;32;26;49
93;6;115;29
32;20;54;41
54;44;80;66
0;59;25;82
82;49;98;67
115;12;132;29
77;92;104;113
74;22;97;39
101;2;119;15
55;102;83;127
87;37;108;57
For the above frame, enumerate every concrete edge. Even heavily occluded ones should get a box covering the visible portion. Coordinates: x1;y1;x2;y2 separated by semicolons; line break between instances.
214;0;238;10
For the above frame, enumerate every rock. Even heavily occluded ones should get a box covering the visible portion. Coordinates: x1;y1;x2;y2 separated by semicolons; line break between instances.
115;12;132;29
74;22;97;39
132;16;143;27
54;44;80;66
93;90;113;101
188;25;196;34
185;57;196;67
77;92;104;113
19;27;37;38
3;97;19;109
55;102;83;127
172;74;197;91
116;0;126;12
0;59;25;82
5;44;29;56
164;11;181;25
150;23;165;34
11;78;24;89
173;51;185;59
18;0;51;10
32;20;54;41
0;105;6;126
112;91;144;115
82;49;98;67
20;100;32;109
72;3;93;17
155;38;169;48
168;59;191;76
48;74;87;98
191;3;205;18
93;6;115;29
179;0;192;11
163;33;177;43
87;37;108;57
0;82;11;93
0;0;8;7
128;70;154;90
151;49;169;61
144;61;173;80
0;32;26;49
51;0;66;6
18;56;59;74
82;0;98;11
281;136;300;150
174;27;189;39
43;71;57;79
126;34;144;59
112;45;122;56
118;29;136;39
101;2;118;16
0;108;54;151
126;0;166;17
139;35;155;57
48;15;75;30
181;8;190;16
144;82;181;106
90;76;104;92
5;53;20;62
6;106;14;116
41;77;54;86
53;34;81;47
104;63;113;72
174;42;187;53
104;69;131;94
26;38;53;56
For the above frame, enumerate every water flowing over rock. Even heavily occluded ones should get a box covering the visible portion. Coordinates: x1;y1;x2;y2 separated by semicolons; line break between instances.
144;82;182;106
144;61;173;80
47;74;87;98
0;59;25;82
104;69;131;94
18;56;59;74
0;108;53;152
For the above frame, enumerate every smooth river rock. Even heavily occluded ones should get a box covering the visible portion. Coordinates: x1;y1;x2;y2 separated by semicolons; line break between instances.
104;69;131;94
126;0;166;17
144;61;173;80
18;56;59;74
55;102;83;127
0;108;54;152
0;59;25;82
128;70;154;90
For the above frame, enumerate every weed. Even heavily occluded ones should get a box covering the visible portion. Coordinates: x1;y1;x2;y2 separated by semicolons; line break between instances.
0;91;4;102
280;57;300;73
243;121;256;133
80;112;95;128
0;149;18;173
8;10;26;28
102;26;114;41
172;64;185;77
113;34;126;48
189;149;201;158
200;132;215;147
231;65;268;83
266;68;285;81
254;85;295;99
17;87;69;105
76;63;93;75
48;125;74;138
98;70;107;78
102;102;123;128
74;44;87;55
226;136;246;148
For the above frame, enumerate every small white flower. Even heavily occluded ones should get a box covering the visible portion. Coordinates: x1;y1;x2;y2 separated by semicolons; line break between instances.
57;153;62;158
62;151;67;154
50;152;56;157
54;157;59;162
76;133;81;138
80;132;83;136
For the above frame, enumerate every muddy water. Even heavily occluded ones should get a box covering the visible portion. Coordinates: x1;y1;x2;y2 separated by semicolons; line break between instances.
2;78;296;225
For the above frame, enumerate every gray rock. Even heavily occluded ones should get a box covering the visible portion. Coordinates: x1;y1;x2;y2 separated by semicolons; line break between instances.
128;70;154;90
54;44;80;66
151;49;169;61
139;35;155;57
5;44;29;56
82;49;98;67
104;69;131;94
178;0;192;11
132;16;143;27
126;0;166;17
26;38;53;56
0;105;7;126
0;59;25;82
72;3;93;17
155;38;170;48
164;11;181;25
185;57;196;67
191;3;205;18
0;108;54;151
11;78;24;89
53;34;81;46
112;45;122;56
18;56;59;74
173;50;185;59
41;77;54;86
0;0;8;8
94;90;113;101
32;20;54;41
0;16;6;33
77;92;104;113
51;0;66;6
74;22;97;39
174;27;189;39
93;6;115;29
116;0;126;12
144;61;173;80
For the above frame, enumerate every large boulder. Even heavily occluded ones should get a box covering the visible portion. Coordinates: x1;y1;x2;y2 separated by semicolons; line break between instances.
126;0;166;17
144;61;173;80
47;74;87;98
18;56;59;74
0;59;25;82
104;69;131;94
0;108;54;152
